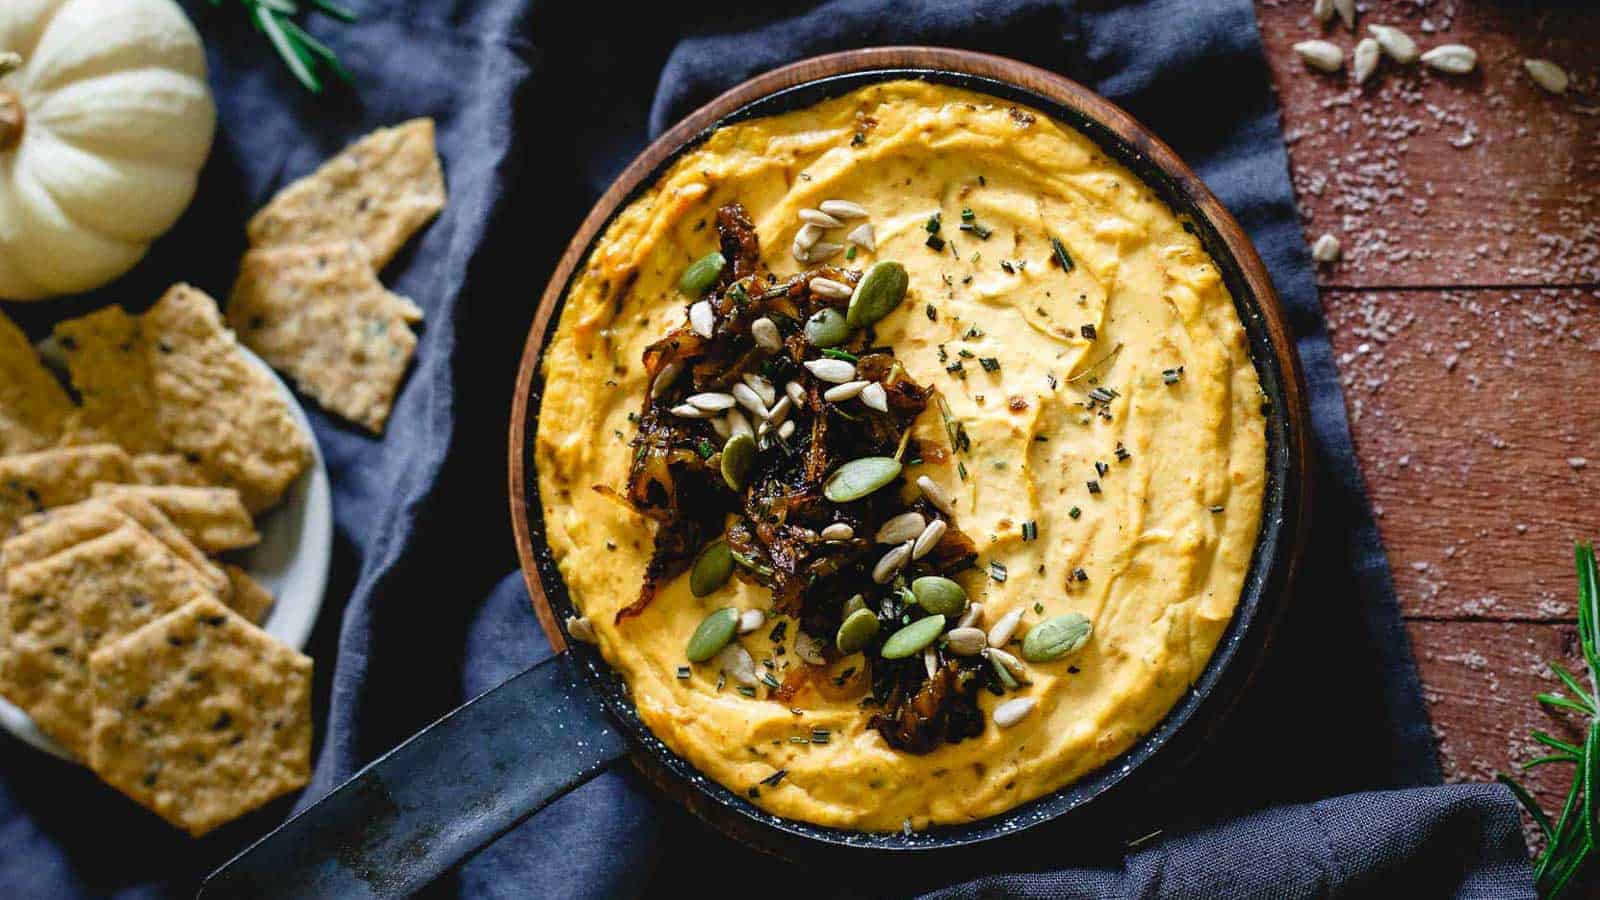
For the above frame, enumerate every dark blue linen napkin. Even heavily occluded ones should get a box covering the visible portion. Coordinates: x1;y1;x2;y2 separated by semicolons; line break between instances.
0;0;1535;897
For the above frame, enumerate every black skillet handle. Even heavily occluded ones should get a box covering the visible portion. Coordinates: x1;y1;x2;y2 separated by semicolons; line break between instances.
198;651;628;899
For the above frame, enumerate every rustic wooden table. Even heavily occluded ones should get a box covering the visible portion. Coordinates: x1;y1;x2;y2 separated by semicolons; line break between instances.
1254;0;1598;826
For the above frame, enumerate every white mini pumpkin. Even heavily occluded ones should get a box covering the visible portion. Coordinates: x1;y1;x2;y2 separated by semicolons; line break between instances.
0;0;216;301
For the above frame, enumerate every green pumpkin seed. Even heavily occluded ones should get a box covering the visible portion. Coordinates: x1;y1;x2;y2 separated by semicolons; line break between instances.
678;251;726;296
835;607;881;654
881;614;946;659
690;542;733;597
911;576;967;617
823;456;902;502
720;432;756;491
804;307;850;347
686;608;740;662
846;260;909;328
1021;613;1093;663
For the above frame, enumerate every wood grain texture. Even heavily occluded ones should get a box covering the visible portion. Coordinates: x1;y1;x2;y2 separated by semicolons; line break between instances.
1256;0;1599;288
1258;0;1600;833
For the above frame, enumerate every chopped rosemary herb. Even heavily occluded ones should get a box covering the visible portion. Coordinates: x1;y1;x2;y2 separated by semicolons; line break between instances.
946;360;967;378
958;461;969;481
676;666;691;680
979;357;1000;373
1069;506;1081;519
761;768;789;786
821;348;858;362
1021;521;1038;541
965;325;985;340
697;439;715;459
1034;602;1045;614
1000;260;1015;274
1210;505;1225;513
737;685;757;698
1087;480;1102;494
926;304;938;321
1080;323;1097;340
1087;386;1119;404
851;131;866;146
769;621;788;643
811;728;832;744
1163;366;1185;384
925;234;946;252
760;672;782;690
1051;236;1075;272
959;221;993;240
1072;567;1088;582
925;212;942;234
1115;442;1130;461
845;245;858;260
1094;460;1109;477
1046;373;1059;390
989;560;1008;582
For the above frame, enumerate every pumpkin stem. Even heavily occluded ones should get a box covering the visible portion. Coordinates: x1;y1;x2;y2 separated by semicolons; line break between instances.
0;52;21;152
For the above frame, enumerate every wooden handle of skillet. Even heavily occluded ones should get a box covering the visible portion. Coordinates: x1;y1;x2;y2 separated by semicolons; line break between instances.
197;652;628;899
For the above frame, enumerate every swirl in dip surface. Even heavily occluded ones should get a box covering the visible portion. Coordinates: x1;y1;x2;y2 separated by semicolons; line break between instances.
535;80;1266;831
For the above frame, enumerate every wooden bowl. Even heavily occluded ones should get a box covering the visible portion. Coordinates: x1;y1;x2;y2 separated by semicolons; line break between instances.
508;47;1312;858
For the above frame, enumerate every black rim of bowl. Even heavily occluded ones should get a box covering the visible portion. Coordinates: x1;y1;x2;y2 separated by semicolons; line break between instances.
519;67;1302;852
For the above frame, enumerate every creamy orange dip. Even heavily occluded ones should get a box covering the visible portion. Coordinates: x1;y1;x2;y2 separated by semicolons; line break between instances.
535;80;1267;831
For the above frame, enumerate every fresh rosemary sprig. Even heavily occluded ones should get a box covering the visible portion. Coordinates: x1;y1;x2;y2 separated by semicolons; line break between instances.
208;0;356;94
1500;543;1600;898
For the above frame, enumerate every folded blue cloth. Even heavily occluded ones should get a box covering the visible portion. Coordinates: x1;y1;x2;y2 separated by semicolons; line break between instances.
0;0;1535;897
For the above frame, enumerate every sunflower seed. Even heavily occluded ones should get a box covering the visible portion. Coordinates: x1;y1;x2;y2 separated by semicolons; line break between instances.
1294;40;1344;72
860;382;889;412
714;642;758;687
824;380;870;402
985;646;1028;680
737;608;767;634
877;511;928;545
1524;59;1569;95
1353;38;1380;84
795;630;827;665
820;199;869;219
923;647;939;679
1333;0;1354;30
916;475;956;517
800;208;844;228
810;277;854;300
796;222;824;249
726;406;753;438
689;300;716;338
1368;24;1418;63
873;542;914;583
743;373;777;408
671;403;713;419
945;627;987;656
1312;0;1334;25
987;607;1024;648
1311;233;1342;263
651;360;682;398
820;523;855;541
565;615;597;644
958;602;984;629
912;519;947;559
732;382;770;419
1420;44;1476;75
808;242;844;260
710;415;731;439
846;223;876;253
804;358;858;383
766;395;793;426
993;697;1036;728
792;238;812;263
687;392;736;411
785;380;807;406
751;316;783;351
777;420;795;440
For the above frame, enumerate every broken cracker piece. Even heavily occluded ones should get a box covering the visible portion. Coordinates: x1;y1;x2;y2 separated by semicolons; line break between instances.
1;524;219;757
246;118;445;270
0;310;72;455
229;241;422;433
222;564;276;625
89;596;311;836
143;284;313;512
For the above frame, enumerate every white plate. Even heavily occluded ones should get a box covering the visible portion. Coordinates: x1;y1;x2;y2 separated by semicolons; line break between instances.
0;348;333;762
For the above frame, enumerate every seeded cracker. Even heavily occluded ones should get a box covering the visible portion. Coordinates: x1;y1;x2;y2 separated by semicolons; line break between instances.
52;306;166;452
0;524;218;757
0;310;72;454
131;453;211;487
0;444;134;537
143;285;313;512
229;242;423;433
88;596;310;836
246;118;445;269
15;497;230;596
222;564;276;625
91;484;259;553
